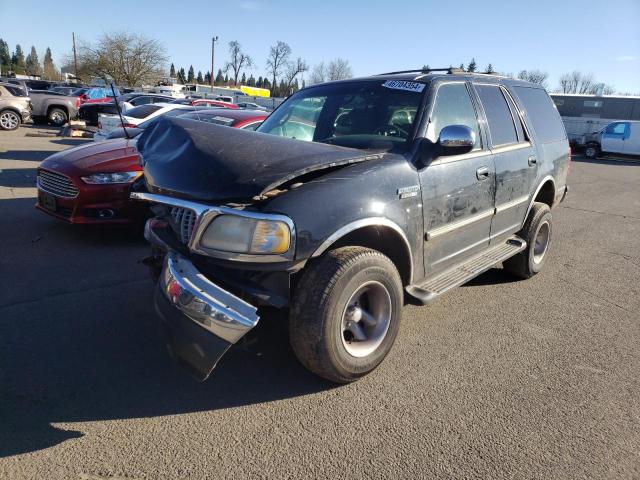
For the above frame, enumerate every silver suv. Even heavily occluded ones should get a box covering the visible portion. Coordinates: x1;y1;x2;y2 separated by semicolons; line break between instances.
0;83;31;130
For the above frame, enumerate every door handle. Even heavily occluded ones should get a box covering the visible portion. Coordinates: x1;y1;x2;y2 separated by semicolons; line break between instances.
528;156;537;166
476;166;490;180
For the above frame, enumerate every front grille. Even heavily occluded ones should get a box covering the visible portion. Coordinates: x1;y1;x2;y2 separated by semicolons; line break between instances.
37;170;79;198
169;207;197;244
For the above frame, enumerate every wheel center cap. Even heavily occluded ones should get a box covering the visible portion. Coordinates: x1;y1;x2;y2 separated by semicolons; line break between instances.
346;306;362;322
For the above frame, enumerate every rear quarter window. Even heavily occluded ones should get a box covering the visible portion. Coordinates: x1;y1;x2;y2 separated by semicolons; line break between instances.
511;86;566;143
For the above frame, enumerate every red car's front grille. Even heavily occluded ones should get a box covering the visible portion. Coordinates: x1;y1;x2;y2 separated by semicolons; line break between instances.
37;170;79;198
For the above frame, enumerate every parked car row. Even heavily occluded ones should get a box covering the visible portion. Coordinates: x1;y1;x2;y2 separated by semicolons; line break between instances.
34;70;571;386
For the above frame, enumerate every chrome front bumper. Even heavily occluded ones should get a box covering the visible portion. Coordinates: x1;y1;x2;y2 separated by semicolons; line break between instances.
156;252;260;380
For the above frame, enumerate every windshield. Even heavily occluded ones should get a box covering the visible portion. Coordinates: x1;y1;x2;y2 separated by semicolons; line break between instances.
257;80;425;152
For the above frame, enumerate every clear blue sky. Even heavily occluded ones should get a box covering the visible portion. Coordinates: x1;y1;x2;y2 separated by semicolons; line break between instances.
2;0;639;92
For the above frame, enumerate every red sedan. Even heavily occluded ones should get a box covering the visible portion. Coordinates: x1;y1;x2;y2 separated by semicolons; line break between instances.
36;109;269;224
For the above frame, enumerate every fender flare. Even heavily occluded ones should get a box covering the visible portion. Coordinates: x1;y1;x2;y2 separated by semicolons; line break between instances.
310;217;414;284
523;175;556;227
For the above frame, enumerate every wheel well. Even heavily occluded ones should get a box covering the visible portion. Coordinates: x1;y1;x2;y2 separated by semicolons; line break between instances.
324;225;412;286
47;105;68;116
0;107;20;116
534;180;555;208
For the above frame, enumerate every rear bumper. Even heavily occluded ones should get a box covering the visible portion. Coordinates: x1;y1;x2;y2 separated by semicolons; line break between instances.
156;252;260;380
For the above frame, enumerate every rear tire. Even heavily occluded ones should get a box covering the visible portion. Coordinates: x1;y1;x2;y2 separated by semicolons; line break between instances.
504;202;552;279
584;144;600;159
289;247;403;383
47;107;68;126
0;110;21;130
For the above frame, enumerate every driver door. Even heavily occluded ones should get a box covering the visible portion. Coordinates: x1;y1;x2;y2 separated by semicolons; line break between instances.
419;82;496;276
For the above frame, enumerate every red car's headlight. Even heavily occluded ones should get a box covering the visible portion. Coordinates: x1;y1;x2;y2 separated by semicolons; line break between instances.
81;171;142;184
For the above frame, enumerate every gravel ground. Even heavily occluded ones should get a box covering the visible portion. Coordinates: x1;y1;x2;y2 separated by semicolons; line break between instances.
0;126;638;479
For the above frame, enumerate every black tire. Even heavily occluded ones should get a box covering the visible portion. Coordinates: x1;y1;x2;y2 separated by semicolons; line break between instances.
289;246;403;383
503;202;552;279
0;109;21;131
47;107;68;126
584;143;600;159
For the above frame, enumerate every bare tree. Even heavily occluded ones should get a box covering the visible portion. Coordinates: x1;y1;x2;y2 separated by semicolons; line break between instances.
517;69;549;88
224;41;252;86
309;62;326;85
283;57;308;93
327;58;353;81
266;41;291;92
556;71;614;94
72;32;167;86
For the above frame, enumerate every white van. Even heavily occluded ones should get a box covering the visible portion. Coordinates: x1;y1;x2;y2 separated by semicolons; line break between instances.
585;120;640;159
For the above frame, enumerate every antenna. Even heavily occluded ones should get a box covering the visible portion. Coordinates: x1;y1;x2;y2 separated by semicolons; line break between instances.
110;82;130;140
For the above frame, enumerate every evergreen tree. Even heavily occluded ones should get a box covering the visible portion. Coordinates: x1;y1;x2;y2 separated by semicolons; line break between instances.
223;74;229;85
485;63;495;74
169;63;176;77
177;67;186;84
278;79;287;96
12;44;26;74
196;70;203;84
467;58;477;72
247;74;256;87
292;78;299;92
204;71;211;84
42;47;57;80
0;39;11;75
241;72;246;85
262;78;271;90
459;63;465;71
215;69;224;86
301;79;306;89
25;46;41;76
187;65;195;83
256;76;263;88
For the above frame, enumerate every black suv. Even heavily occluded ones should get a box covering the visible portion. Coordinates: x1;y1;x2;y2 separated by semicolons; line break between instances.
133;68;570;383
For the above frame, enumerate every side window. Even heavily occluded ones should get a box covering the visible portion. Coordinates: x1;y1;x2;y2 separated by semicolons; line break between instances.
604;123;627;136
511;86;566;143
476;84;518;147
428;83;481;149
132;96;152;106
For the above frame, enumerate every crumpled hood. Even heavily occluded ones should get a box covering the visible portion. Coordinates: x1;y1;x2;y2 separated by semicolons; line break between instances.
137;116;381;202
41;138;140;173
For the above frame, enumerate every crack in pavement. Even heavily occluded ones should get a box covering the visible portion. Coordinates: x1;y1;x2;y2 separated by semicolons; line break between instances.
0;277;149;311
559;205;640;221
558;275;632;313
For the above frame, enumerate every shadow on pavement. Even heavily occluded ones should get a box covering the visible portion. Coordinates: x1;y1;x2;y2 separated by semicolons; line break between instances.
0;198;333;458
0;150;59;161
0;167;36;188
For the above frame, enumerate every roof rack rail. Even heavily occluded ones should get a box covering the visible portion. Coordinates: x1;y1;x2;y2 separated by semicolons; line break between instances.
377;67;465;76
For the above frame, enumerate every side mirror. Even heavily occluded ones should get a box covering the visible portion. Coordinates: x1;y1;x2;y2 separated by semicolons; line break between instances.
437;125;475;156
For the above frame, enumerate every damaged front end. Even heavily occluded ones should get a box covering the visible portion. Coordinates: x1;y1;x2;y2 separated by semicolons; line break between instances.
156;252;259;381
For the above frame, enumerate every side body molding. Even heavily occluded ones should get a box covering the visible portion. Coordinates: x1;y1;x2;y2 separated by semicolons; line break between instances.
310;217;414;284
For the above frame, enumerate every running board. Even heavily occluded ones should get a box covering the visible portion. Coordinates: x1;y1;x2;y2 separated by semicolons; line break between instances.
406;237;526;305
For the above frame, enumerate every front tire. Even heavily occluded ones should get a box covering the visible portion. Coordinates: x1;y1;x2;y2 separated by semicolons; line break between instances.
0;110;21;130
47;107;68;126
289;247;403;383
504;202;552;279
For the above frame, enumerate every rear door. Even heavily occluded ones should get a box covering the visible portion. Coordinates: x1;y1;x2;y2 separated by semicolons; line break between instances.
601;122;627;154
474;84;537;243
419;81;496;275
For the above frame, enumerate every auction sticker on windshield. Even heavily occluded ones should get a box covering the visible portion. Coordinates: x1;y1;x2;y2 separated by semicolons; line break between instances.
382;80;426;93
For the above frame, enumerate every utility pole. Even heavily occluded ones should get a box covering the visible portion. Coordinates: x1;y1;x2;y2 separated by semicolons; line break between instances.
72;32;78;81
211;36;218;89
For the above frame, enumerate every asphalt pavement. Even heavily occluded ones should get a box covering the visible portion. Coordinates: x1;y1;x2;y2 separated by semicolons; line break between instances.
0;126;638;479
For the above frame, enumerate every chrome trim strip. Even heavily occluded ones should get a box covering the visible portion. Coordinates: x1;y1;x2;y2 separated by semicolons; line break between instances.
426;209;494;240
159;252;259;344
495;195;529;214
491;142;531;154
311;217;414;284
131;192;296;263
